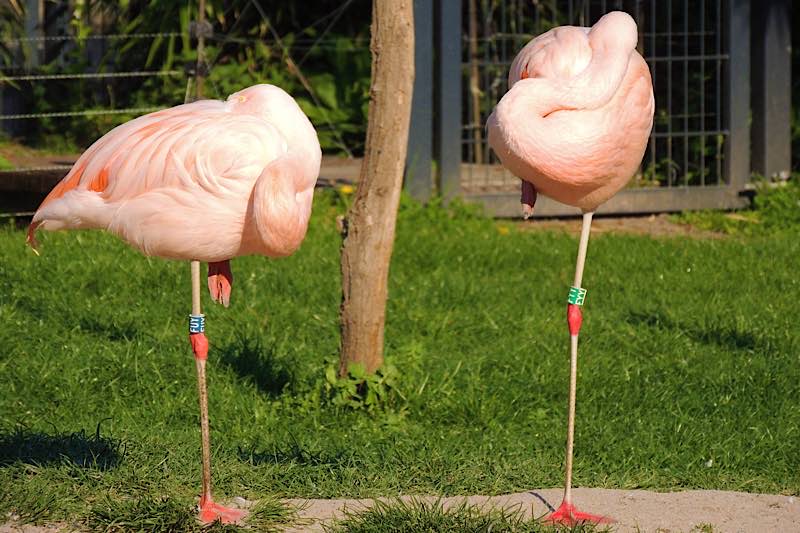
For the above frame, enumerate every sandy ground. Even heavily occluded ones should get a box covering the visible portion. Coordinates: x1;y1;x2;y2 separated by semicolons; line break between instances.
286;488;799;532
3;488;797;532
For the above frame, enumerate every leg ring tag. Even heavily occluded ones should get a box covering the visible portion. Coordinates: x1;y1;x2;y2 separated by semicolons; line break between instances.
567;286;587;306
189;314;205;333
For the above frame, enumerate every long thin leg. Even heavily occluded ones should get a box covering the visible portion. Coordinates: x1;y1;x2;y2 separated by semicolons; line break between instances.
189;260;247;524
191;260;213;505
564;211;592;504
546;212;611;525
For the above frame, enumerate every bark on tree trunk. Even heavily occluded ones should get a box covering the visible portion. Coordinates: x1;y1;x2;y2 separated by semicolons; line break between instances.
338;0;415;376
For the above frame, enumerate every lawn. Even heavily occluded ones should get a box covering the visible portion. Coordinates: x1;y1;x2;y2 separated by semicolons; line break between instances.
1;192;798;530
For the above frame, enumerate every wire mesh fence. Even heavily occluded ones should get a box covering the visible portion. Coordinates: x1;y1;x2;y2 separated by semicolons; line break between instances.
460;0;732;195
0;1;370;175
0;1;373;217
1;1;770;218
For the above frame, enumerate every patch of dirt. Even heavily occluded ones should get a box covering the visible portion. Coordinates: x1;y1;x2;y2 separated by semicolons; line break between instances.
0;524;64;533
515;214;724;239
2;489;797;532
0;143;77;169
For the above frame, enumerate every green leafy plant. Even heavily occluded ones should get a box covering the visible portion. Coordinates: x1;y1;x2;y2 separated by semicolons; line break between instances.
1;1;371;156
324;360;405;412
673;174;800;235
752;176;800;230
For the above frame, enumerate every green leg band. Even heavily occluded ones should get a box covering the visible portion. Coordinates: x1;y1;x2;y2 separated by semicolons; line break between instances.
567;286;587;306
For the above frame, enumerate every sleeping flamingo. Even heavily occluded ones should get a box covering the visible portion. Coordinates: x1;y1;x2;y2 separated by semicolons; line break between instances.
487;11;654;525
27;84;321;524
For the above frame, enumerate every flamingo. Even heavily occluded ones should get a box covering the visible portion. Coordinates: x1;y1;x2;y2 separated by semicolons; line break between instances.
487;11;654;525
27;84;321;524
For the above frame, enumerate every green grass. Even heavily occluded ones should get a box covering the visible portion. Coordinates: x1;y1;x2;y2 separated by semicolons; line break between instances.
1;192;799;529
0;154;14;171
85;495;290;532
672;177;800;235
329;498;608;533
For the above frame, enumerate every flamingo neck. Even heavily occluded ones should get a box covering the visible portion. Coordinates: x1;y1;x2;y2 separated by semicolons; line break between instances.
247;152;316;258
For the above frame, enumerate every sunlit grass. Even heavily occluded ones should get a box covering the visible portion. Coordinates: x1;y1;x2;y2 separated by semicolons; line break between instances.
329;498;609;533
1;192;798;529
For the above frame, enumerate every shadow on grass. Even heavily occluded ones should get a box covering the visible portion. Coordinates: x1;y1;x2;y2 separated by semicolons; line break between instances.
78;315;140;342
238;439;348;467
627;310;759;352
0;424;122;470
218;334;295;397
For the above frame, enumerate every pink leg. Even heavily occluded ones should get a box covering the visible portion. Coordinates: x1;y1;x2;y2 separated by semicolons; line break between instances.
190;331;247;525
545;212;613;526
207;260;233;307
190;262;247;525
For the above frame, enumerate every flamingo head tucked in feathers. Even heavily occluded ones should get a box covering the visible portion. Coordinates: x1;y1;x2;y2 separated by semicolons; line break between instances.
227;85;308;140
226;84;321;186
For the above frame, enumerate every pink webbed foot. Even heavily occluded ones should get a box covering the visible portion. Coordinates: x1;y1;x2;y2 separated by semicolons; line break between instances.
207;260;233;307
544;500;614;526
198;497;248;525
521;180;537;220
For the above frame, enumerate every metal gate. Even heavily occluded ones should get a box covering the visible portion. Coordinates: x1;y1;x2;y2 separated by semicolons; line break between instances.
409;0;757;217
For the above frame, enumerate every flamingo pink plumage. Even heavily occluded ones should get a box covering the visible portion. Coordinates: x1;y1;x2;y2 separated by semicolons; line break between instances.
29;83;320;305
27;83;321;523
487;11;654;525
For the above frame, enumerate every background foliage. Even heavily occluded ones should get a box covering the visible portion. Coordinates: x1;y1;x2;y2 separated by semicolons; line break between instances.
0;0;372;154
1;1;798;175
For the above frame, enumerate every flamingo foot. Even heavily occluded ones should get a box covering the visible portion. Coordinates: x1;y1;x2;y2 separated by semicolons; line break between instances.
544;500;613;526
198;498;248;525
521;180;537;220
26;221;41;254
207;260;233;307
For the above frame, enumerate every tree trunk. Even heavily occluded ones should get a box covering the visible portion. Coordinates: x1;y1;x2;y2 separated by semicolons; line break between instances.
338;0;415;376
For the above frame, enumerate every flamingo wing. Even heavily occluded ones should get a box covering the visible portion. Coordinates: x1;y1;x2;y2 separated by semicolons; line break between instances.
30;99;286;238
508;26;592;88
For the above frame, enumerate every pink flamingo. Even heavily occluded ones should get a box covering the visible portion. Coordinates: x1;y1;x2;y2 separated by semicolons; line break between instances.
27;84;321;524
488;11;654;525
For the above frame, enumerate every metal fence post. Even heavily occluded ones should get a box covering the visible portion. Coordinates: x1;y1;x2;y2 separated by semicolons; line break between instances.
406;0;434;201
436;0;462;202
24;0;43;69
751;0;791;180
725;0;751;191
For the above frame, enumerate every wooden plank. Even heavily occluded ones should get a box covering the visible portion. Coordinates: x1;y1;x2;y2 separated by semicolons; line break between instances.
0;157;365;214
0;168;69;193
465;187;750;219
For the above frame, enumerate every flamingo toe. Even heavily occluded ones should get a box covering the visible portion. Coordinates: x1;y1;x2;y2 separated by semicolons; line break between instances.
544;501;613;525
26;222;41;253
207;261;233;307
198;499;248;525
